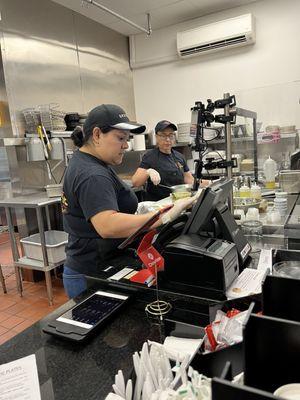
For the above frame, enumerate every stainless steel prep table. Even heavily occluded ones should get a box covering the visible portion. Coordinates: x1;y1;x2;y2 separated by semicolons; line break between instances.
0;193;62;305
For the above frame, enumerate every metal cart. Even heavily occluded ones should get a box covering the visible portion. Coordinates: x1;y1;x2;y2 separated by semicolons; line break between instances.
0;193;64;305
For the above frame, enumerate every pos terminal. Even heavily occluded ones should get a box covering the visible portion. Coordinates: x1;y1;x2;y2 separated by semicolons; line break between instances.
160;179;251;296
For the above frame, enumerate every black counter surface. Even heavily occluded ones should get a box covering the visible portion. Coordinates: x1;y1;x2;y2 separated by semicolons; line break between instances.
0;291;164;400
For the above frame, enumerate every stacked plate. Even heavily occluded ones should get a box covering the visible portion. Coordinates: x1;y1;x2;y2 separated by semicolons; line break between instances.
280;125;297;134
265;125;280;133
177;123;191;142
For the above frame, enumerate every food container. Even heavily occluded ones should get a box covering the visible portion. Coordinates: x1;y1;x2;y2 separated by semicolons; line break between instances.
273;261;300;279
240;159;254;172
45;184;63;198
170;184;192;193
233;197;260;213
20;230;68;264
168;184;192;200
279;170;300;194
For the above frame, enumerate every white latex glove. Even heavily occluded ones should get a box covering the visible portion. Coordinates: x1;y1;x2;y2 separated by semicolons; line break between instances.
161;195;198;224
147;168;161;185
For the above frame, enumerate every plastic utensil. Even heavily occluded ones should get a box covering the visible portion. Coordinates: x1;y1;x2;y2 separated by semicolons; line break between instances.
126;379;132;400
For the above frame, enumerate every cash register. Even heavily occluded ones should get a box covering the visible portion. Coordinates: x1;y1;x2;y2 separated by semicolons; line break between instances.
158;179;251;296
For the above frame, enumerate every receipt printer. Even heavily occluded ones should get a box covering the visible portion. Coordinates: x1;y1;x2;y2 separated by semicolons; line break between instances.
163;234;239;293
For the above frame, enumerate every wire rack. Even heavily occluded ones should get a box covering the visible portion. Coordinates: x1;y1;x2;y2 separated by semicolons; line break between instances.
22;108;41;134
22;103;66;133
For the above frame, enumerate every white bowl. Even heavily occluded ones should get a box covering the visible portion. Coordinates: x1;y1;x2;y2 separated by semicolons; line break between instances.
274;383;300;399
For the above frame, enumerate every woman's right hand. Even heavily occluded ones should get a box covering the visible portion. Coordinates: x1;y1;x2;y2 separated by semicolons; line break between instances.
147;168;161;185
160;195;198;224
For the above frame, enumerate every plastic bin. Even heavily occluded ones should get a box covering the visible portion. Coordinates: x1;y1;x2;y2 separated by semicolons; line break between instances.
20;230;68;264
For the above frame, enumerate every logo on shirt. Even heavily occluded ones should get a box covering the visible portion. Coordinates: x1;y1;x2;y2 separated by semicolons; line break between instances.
61;192;69;214
176;161;184;170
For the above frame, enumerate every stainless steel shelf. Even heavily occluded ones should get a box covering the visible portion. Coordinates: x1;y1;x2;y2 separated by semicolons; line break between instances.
209;133;297;145
0;193;60;208
14;256;62;271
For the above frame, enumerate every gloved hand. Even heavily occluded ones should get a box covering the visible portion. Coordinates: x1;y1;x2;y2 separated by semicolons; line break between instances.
147;168;161;185
161;194;198;224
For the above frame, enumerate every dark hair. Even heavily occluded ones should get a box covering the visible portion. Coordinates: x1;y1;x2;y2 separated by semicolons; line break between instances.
71;125;113;148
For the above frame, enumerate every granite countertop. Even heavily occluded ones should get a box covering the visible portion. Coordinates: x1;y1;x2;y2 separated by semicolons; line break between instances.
0;293;162;400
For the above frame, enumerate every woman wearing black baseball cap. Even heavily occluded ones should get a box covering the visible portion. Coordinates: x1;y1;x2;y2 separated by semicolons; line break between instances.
62;105;198;298
131;120;195;201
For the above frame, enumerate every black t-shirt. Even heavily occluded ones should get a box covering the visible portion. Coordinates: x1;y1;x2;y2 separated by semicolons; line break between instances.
139;148;190;200
62;150;138;275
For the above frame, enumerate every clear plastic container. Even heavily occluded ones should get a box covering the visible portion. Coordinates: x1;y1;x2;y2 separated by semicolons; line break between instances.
241;220;263;251
233;185;240;198
250;183;261;200
239;184;250;198
273;261;300;279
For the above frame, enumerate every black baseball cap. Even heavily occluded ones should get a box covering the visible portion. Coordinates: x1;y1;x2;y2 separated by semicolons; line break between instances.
84;104;146;134
155;120;177;134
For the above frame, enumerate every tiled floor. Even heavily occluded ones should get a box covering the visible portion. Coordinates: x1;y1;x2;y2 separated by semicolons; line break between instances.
0;232;68;345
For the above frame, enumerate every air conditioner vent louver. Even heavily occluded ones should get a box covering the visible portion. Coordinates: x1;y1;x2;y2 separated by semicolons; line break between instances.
180;35;247;56
177;14;255;58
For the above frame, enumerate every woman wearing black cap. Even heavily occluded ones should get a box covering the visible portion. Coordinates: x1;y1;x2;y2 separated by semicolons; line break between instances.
131;120;195;201
62;105;197;298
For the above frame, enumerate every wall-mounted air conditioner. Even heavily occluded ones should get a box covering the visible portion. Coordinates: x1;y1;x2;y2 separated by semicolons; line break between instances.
177;14;255;58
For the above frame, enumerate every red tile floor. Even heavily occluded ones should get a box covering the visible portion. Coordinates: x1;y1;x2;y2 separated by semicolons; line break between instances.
0;231;68;345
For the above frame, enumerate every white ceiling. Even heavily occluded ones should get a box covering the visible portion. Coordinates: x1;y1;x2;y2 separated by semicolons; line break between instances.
51;0;258;36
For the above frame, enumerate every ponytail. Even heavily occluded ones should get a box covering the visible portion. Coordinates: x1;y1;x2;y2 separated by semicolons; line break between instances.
71;126;85;148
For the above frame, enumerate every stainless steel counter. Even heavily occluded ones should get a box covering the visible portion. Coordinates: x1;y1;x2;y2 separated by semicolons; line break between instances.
0;192;60;208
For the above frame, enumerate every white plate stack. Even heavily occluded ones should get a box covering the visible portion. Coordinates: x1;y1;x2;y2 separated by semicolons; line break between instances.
280;125;297;134
177;123;191;143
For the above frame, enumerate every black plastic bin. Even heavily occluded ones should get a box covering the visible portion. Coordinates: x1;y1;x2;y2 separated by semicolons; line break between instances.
212;377;278;400
244;314;300;393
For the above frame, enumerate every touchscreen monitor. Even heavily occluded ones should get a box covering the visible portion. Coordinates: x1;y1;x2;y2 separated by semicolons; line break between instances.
56;291;129;330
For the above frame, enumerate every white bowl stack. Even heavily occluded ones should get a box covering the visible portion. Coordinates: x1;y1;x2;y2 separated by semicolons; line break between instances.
274;192;288;217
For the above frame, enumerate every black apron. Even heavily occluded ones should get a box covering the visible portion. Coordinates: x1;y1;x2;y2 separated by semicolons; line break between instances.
145;149;185;201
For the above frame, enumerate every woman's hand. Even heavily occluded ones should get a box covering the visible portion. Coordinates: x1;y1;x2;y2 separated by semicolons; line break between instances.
161;195;198;224
147;168;161;185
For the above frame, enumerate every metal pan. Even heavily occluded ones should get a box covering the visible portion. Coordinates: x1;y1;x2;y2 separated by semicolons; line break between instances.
158;183;192;193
